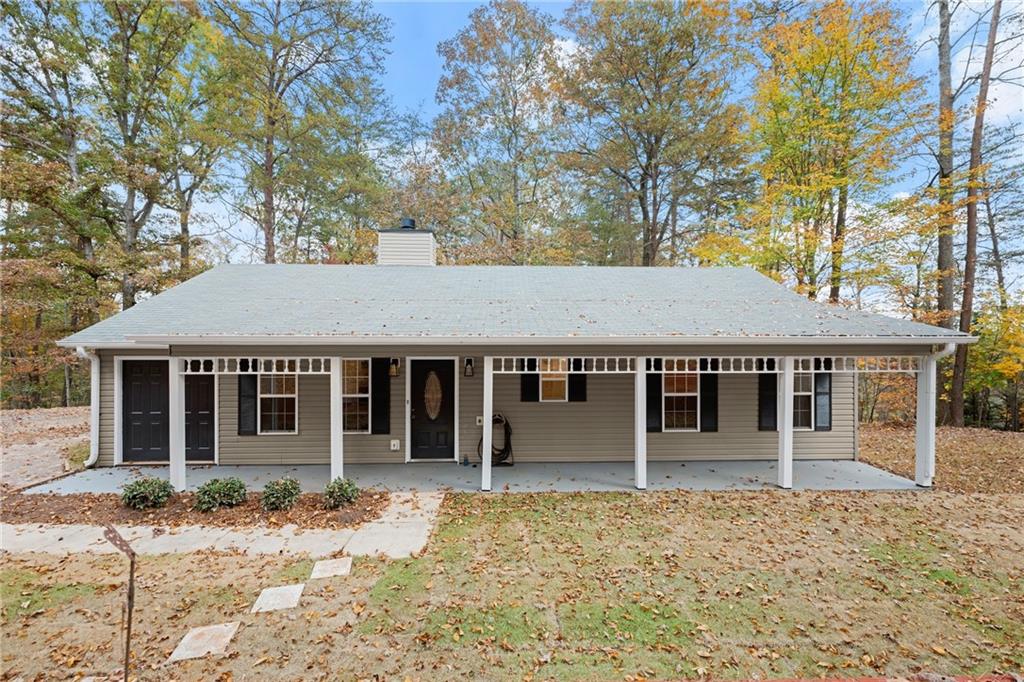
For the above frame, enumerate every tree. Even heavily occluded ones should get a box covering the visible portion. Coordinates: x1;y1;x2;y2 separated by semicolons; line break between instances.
745;0;921;300
211;0;389;264
433;0;559;264
935;0;956;329
951;0;1002;426
557;0;745;266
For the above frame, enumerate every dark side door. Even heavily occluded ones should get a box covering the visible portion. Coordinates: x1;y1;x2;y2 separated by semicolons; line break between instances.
122;360;169;461
185;375;215;461
409;359;455;460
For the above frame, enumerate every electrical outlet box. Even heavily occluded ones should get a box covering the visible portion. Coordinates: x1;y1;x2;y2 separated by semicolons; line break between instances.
390;439;400;452
476;416;484;426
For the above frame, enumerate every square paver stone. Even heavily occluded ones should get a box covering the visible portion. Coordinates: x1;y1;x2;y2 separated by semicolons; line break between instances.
251;583;304;613
168;622;240;662
309;557;352;579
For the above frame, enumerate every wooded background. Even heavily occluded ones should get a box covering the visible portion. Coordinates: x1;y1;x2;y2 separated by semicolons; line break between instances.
2;0;1021;430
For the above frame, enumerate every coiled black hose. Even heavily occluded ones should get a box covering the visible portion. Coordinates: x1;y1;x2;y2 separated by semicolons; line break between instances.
477;413;513;465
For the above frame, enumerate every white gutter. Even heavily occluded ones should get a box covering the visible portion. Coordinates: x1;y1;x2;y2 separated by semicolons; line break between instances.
75;347;101;468
122;334;977;347
933;342;957;359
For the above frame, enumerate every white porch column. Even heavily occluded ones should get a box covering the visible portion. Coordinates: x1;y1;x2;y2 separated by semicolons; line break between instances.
330;357;344;481
914;355;937;487
481;356;493;491
168;359;186;491
777;357;794;489
634;356;648;490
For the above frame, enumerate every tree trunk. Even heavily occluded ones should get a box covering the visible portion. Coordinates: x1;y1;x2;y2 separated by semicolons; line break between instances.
829;182;848;303
936;0;956;330
179;199;191;277
122;189;137;310
262;132;277;264
983;178;1007;310
951;0;1001;427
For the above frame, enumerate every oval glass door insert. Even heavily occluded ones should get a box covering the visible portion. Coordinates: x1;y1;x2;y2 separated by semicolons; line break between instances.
424;371;443;421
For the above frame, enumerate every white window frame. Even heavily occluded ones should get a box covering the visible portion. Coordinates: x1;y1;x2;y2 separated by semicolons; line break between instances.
257;373;299;435
793;371;814;431
342;357;371;434
539;357;568;402
662;372;700;432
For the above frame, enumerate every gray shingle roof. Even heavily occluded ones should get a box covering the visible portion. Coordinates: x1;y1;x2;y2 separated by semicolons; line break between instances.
60;264;971;346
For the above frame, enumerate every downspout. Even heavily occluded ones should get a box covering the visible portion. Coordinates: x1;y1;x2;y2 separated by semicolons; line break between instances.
75;346;100;468
933;342;956;361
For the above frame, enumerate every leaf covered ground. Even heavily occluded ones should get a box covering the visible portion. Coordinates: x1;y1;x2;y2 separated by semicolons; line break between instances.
859;424;1024;494
3;490;1021;680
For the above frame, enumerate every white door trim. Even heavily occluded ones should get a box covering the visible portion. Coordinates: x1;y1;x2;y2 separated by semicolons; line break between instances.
405;357;459;463
113;355;171;466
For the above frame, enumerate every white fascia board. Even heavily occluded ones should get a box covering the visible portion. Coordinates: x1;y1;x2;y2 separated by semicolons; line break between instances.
124;334;977;346
56;340;169;349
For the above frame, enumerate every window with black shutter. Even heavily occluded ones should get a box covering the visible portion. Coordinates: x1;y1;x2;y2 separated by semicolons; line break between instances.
758;373;777;431
237;374;257;435
699;374;718;432
370;358;390;434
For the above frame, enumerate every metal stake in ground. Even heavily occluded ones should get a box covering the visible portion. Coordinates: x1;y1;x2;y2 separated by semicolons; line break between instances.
103;524;136;681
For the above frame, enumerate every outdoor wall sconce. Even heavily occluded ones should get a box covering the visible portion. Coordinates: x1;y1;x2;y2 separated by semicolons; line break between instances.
464;357;475;377
389;358;401;377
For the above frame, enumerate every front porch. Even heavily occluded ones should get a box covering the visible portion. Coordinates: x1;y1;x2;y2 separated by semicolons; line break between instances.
25;459;917;495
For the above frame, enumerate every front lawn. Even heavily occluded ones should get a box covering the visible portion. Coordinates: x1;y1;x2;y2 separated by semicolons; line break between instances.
3;490;1021;680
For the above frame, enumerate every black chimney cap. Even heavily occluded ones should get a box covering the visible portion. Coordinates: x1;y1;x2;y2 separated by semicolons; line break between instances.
400;217;416;230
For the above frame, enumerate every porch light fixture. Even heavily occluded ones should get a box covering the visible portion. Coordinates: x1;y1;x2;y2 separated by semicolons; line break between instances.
464;358;474;377
389;358;401;377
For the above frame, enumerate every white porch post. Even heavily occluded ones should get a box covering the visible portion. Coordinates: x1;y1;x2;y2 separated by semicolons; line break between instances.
777;357;794;489
168;359;186;491
634;356;648;490
481;356;493;491
914;355;937;487
330;357;344;481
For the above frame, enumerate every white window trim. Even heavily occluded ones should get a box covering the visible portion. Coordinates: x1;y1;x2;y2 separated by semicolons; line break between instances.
539;358;568;403
662;372;700;433
793;372;814;431
257;373;299;435
342;357;371;435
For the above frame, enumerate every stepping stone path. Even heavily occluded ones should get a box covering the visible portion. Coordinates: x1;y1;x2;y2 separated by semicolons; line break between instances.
251;583;305;613
309;556;352;579
168;622;240;662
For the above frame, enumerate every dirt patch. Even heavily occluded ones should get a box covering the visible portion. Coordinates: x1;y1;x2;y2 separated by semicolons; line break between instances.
0;406;90;491
859;423;1024;494
1;490;389;530
0;406;89;445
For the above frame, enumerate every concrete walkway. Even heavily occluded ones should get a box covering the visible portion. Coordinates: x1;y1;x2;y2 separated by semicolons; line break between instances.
1;492;443;559
24;459;918;494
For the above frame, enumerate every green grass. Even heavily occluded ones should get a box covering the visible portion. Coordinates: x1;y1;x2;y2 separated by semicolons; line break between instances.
558;601;694;646
1;569;97;622
62;439;90;470
272;559;314;584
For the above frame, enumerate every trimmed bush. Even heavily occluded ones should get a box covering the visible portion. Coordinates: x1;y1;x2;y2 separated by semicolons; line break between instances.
121;476;174;510
194;477;247;512
261;477;301;511
323;477;360;509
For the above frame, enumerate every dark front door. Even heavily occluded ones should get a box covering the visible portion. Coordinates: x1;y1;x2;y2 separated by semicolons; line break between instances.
410;359;455;460
186;375;215;461
122;360;169;462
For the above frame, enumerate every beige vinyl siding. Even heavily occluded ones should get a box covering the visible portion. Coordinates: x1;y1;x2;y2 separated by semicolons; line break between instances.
217;372;407;465
97;349;170;467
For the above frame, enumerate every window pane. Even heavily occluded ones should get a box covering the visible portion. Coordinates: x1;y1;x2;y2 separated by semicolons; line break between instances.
664;395;697;429
260;397;295;432
343;360;369;395
794;373;813;393
343;396;369;432
664;373;697;394
794;395;812;428
541;377;566;401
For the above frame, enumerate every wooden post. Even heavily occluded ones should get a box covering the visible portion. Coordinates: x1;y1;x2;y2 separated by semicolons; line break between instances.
330;357;344;481
634;357;647;490
168;359;186;491
915;355;937;487
777;357;794;489
481;357;493;491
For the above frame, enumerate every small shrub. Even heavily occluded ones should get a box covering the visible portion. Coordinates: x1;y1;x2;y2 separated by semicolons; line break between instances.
194;477;247;512
121;477;174;510
261;477;301;511
323;477;360;509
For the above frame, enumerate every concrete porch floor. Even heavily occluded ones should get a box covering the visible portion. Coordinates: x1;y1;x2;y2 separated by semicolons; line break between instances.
24;460;918;495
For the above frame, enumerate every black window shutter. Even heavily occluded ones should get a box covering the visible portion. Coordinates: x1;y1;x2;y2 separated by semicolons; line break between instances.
646;373;662;432
699;374;718;432
521;374;539;402
370;358;390;434
238;374;257;435
758;373;777;431
814;372;832;431
567;374;587;402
